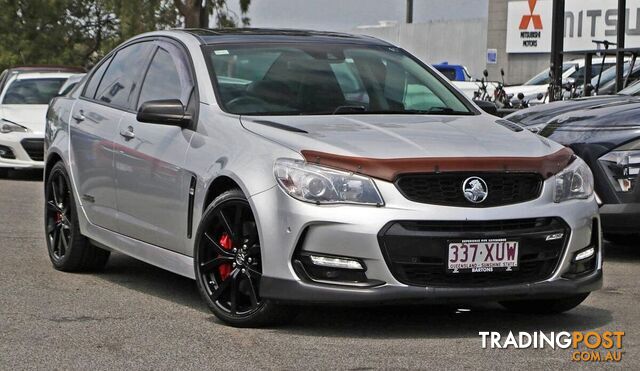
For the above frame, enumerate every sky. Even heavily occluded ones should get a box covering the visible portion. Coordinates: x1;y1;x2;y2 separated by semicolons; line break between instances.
226;0;490;32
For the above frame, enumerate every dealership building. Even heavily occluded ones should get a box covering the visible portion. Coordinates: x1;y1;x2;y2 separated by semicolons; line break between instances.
356;0;640;84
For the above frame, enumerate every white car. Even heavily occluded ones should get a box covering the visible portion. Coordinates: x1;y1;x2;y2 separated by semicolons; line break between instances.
505;57;619;106
0;67;82;175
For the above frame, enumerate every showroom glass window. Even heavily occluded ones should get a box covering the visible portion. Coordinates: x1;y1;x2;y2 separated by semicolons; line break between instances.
93;42;153;109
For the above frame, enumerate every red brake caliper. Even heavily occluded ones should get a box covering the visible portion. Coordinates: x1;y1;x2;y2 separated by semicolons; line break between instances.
218;233;233;280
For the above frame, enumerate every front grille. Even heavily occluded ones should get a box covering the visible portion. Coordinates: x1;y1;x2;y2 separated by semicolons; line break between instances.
395;173;543;207
20;138;44;161
378;218;569;287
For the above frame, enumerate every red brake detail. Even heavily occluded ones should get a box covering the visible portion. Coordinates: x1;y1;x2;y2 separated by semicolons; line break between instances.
55;212;63;224
218;233;233;280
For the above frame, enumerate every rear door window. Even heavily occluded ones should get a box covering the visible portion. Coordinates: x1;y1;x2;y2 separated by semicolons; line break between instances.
94;42;153;109
83;56;113;99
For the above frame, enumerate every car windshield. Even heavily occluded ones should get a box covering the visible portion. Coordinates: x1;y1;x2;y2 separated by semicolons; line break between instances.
2;78;66;104
591;63;630;87
524;63;576;86
205;44;474;116
619;79;640;96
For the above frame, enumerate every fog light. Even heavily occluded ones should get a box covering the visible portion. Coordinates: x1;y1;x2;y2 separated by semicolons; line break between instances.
310;255;364;270
575;247;595;262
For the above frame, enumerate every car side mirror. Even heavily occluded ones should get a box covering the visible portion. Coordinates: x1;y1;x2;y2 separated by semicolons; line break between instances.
475;100;498;116
137;99;192;127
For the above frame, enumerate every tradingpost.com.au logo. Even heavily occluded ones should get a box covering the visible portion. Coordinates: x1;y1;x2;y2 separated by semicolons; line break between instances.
480;331;625;362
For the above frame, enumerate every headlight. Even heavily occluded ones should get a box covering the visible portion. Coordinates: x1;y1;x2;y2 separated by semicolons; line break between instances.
0;119;28;134
599;144;640;193
554;157;594;203
274;159;384;206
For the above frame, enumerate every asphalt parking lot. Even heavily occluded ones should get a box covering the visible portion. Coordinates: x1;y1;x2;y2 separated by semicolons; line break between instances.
0;170;638;369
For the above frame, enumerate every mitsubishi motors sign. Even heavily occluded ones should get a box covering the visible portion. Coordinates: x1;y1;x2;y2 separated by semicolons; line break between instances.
507;0;640;53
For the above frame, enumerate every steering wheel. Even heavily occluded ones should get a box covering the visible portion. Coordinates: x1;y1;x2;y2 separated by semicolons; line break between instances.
226;96;269;113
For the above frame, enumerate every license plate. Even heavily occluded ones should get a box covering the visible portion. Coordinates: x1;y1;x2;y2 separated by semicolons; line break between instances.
447;239;519;273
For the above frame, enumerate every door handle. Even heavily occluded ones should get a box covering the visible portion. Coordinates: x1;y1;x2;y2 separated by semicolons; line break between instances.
119;126;135;140
72;110;85;123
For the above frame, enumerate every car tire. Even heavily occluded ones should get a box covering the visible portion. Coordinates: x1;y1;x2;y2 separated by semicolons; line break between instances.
194;188;298;328
45;162;110;271
499;293;590;314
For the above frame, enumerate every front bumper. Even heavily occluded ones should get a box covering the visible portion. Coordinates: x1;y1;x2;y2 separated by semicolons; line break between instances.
251;177;602;304
0;131;44;169
261;270;602;304
600;203;640;235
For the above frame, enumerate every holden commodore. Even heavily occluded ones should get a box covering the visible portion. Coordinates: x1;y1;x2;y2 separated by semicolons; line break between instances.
45;29;602;327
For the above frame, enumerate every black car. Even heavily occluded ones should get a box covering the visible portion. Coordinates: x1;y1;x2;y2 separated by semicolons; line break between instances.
507;80;640;131
512;100;640;242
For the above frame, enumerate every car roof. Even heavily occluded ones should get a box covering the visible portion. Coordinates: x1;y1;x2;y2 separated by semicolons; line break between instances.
175;28;392;46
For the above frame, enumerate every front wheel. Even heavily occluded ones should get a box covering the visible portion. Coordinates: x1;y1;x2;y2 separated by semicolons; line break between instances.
194;189;297;327
500;293;590;314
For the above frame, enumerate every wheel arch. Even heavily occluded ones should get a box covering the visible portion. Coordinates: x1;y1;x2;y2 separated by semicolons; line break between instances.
203;175;243;211
44;150;65;184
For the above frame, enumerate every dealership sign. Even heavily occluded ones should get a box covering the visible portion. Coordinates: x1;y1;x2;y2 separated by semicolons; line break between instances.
507;0;640;53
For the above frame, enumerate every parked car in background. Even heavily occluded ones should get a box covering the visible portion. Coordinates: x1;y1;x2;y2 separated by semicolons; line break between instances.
57;74;86;96
433;62;471;81
45;29;601;327
531;101;640;243
506;57;618;106
584;62;640;97
0;66;84;176
433;62;499;100
506;79;640;132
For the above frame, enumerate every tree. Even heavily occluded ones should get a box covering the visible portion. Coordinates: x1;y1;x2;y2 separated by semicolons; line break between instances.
174;0;250;28
0;0;251;71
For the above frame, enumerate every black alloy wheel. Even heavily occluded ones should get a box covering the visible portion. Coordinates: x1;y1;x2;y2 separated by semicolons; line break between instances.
44;162;110;271
195;189;296;327
46;168;72;261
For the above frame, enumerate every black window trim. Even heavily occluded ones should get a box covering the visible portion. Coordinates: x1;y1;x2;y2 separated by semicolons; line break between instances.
78;36;200;123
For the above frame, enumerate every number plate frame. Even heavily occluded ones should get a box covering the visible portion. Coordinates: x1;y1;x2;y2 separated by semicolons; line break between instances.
446;238;519;274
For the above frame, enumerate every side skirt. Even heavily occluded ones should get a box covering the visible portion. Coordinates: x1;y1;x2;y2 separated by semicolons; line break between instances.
84;221;195;280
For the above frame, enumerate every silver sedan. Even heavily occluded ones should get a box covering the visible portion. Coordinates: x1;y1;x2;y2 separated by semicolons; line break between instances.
45;29;602;327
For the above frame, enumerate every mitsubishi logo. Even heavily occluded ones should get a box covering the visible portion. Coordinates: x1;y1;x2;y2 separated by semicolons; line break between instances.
519;0;543;30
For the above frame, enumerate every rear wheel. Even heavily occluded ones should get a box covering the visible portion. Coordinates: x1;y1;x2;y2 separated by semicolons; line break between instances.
194;189;297;327
45;162;110;271
500;293;590;314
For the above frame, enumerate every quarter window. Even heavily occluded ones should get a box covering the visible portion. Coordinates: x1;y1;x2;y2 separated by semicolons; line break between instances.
94;42;153;109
